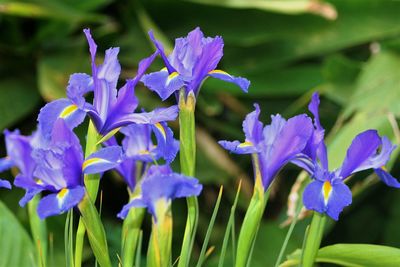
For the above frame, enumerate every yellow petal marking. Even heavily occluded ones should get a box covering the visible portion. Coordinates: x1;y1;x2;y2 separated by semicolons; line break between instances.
238;141;253;148
166;72;179;86
138;150;150;155
154;122;166;140
35;179;44;185
381;166;387;171
82;157;107;170
59;104;78;118
208;69;230;76
322;180;332;204
57;188;69;199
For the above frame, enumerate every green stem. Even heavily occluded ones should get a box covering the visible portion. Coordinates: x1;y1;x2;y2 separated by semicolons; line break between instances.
74;121;103;267
122;207;146;267
236;154;269;267
178;90;199;267
28;195;47;267
300;211;327;267
78;193;112;267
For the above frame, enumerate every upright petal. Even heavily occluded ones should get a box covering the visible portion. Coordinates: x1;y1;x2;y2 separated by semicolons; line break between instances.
208;70;250;93
37;186;85;219
242;104;263;146
261;114;313;189
148;31;176;73
38;99;86;141
4;130;36;177
66;73;93;108
188;35;224;93
82;146;123;174
339;130;381;178
303;92;328;169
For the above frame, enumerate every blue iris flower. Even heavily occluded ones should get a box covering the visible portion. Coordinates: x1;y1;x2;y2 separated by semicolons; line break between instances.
141;27;250;100
292;92;400;220
106;122;179;192
38;29;178;138
5;120;122;219
117;164;202;221
219;104;313;190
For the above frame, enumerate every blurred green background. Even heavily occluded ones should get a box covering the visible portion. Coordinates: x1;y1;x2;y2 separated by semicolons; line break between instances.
1;0;400;266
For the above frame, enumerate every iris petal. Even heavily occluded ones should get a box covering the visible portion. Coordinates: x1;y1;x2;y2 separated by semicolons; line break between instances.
37;186;85;219
208;70;250;93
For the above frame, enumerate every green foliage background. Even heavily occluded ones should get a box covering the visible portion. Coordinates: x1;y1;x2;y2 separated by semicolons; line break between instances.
0;0;400;266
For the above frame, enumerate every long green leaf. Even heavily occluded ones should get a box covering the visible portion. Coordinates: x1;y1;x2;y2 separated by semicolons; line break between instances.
0;201;36;267
196;186;223;267
282;244;400;267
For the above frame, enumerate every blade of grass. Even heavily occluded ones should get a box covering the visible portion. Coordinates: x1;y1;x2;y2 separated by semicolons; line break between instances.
196;186;224;267
218;181;242;267
274;204;303;267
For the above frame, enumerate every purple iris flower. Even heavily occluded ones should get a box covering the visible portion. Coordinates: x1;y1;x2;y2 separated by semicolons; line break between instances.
219;104;313;190
12;120;122;219
107;122;179;192
117;164;202;220
293;92;400;220
38;28;178;139
141;27;250;100
0;129;43;190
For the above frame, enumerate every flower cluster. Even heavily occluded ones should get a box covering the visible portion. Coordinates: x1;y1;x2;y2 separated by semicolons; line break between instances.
0;28;205;220
219;92;399;220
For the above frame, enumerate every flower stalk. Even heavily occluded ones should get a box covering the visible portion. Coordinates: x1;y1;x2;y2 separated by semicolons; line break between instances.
178;89;198;267
300;211;327;267
235;154;269;267
147;200;173;267
28;195;47;267
74;121;105;267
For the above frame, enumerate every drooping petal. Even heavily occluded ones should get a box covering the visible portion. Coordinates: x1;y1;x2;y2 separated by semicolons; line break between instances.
38;98;86;140
208;70;250;93
0;157;14;172
115;106;179;126
0;179;11;189
37;186;85;219
263;114;287;149
374;168;400;188
152;122;179;163
218;140;258;154
117;197;147;219
118;165;202;219
339;130;381;179
261;114;313;189
141;69;185;101
66;73;93;108
325;180;352;220
82;146;123;174
303;179;352;220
